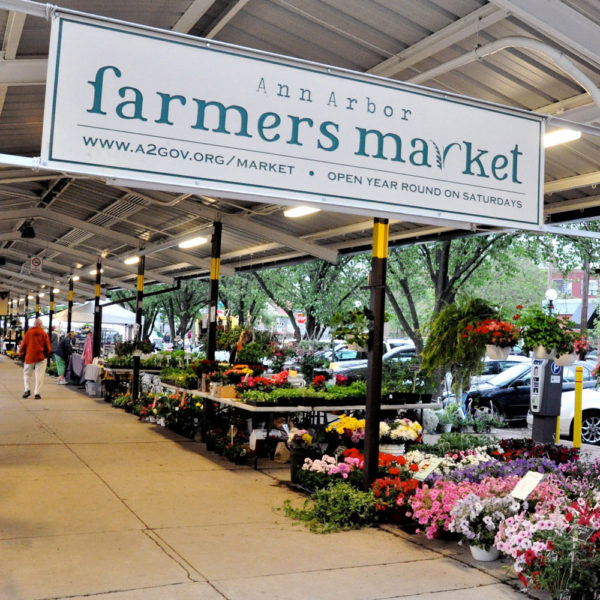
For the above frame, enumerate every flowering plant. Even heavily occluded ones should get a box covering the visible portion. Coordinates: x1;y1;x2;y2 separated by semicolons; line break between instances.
267;343;297;373
372;476;420;515
236;370;289;393
287;427;317;450
464;318;520;348
326;414;366;447
574;335;591;360
312;374;327;390
449;493;520;550
379;418;422;444
519;304;579;357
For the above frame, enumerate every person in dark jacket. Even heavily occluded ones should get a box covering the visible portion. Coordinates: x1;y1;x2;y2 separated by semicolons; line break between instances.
55;331;76;385
18;318;51;399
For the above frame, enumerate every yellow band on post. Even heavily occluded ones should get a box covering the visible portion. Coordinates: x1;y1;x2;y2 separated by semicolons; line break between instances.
50;302;54;311
373;222;389;259
137;274;144;292
210;257;220;280
95;284;101;297
68;290;74;301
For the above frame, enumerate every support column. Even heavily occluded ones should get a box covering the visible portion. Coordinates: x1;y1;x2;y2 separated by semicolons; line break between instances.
92;261;102;358
48;290;54;365
35;293;40;318
363;217;389;491
67;277;74;333
204;222;222;442
24;296;29;332
132;255;145;402
207;222;222;361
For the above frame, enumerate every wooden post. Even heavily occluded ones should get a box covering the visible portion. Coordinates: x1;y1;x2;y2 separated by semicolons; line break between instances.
363;217;389;491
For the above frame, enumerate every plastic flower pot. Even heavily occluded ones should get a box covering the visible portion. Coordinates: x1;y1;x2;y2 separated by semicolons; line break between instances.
469;545;500;561
554;352;577;367
485;344;511;360
533;346;557;360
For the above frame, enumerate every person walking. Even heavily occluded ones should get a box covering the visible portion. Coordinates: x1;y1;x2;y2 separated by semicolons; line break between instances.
55;331;76;385
18;317;51;399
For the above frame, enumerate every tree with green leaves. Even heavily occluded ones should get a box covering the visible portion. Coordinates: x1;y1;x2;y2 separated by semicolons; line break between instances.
218;273;268;327
110;284;164;340
158;280;209;341
386;235;520;352
253;257;370;341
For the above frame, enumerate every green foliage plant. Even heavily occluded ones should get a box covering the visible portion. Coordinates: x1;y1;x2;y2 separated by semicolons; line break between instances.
519;304;579;357
421;298;498;395
283;481;378;533
330;307;372;348
236;341;267;365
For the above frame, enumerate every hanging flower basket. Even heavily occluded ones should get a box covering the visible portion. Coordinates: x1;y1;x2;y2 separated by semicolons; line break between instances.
554;353;577;367
533;346;557;360
485;344;511;361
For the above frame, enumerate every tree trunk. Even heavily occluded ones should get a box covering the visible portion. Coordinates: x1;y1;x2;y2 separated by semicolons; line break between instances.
581;257;590;334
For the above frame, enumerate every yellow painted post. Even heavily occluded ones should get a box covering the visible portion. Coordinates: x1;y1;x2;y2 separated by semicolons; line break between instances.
556;415;561;444
573;365;583;448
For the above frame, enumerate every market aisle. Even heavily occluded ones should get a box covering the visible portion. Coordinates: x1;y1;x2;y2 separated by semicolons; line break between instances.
0;356;533;600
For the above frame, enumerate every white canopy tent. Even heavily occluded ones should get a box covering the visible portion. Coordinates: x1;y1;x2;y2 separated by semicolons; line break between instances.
53;301;137;326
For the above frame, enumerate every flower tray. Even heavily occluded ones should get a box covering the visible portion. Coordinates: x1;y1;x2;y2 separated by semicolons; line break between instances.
244;398;299;407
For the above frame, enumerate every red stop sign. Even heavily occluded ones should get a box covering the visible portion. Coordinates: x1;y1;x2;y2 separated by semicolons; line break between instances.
297;314;307;324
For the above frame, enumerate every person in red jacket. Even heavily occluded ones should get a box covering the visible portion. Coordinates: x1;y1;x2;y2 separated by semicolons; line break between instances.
18;317;51;399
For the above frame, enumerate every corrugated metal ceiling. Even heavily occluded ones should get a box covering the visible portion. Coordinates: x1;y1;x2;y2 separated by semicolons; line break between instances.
1;0;600;300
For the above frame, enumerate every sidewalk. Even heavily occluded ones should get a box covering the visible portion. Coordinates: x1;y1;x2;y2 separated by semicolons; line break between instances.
0;355;540;600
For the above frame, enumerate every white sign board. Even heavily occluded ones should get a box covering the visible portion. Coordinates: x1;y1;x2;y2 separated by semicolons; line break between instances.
42;14;545;228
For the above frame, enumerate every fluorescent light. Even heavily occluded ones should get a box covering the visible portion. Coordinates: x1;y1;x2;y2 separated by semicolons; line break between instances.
74;263;83;269
40;284;46;288
53;288;60;293
544;129;582;148
39;293;45;298
72;275;80;281
124;256;140;265
178;236;208;249
27;295;33;299
283;206;321;218
89;268;104;275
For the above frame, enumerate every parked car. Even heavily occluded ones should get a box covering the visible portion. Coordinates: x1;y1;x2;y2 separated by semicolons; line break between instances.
526;387;600;445
466;360;597;422
333;343;417;379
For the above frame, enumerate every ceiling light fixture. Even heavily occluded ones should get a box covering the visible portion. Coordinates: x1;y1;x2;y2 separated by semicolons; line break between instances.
283;206;321;218
39;293;45;298
27;295;34;300
53;288;59;293
89;268;104;275
72;275;80;281
544;129;582;148
124;256;140;265
178;236;208;249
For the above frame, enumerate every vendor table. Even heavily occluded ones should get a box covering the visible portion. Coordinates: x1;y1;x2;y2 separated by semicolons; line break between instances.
161;383;441;466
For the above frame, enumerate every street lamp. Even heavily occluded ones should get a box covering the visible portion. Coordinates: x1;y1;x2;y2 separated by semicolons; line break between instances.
545;288;558;313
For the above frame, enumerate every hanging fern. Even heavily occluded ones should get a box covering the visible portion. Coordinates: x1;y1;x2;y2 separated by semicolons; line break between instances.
421;298;499;394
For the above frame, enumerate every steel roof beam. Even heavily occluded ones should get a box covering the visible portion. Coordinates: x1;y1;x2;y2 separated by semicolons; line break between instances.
0;235;174;285
0;207;219;275
172;0;215;33
369;4;508;79
490;0;600;68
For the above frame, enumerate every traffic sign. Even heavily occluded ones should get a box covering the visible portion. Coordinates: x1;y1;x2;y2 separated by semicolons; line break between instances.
30;256;42;273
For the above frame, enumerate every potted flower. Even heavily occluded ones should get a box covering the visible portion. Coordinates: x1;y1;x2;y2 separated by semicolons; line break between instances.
379;418;422;455
519;304;579;363
449;492;520;560
287;427;320;483
464;317;520;360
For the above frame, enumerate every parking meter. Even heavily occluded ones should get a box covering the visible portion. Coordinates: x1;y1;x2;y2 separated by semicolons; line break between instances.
531;359;563;443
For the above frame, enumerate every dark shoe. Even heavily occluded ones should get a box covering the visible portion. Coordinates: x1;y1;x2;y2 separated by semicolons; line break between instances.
22;391;30;398
34;394;41;399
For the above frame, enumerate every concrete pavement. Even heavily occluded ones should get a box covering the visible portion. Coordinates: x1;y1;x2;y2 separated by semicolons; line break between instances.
0;355;545;600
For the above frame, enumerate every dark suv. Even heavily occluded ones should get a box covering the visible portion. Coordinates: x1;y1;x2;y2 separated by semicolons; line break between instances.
466;360;597;422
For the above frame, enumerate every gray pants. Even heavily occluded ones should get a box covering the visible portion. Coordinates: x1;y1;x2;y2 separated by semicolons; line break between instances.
23;360;46;395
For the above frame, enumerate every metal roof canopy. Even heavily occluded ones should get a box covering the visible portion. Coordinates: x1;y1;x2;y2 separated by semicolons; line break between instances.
1;0;600;300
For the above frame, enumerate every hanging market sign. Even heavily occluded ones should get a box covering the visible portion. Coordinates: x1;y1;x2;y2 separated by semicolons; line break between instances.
42;13;545;228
